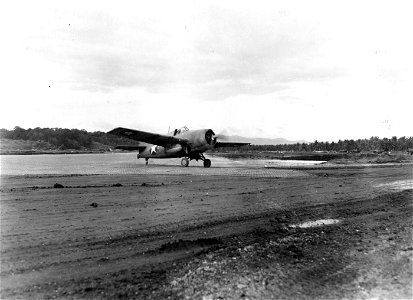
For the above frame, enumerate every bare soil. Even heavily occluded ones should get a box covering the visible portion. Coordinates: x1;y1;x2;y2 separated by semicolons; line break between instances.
1;165;412;299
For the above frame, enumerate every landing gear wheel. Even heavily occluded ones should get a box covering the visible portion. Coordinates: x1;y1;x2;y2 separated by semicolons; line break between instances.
203;159;211;168
181;158;189;167
145;158;149;165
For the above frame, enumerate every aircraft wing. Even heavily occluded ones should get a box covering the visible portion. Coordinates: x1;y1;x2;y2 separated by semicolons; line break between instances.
215;142;250;148
108;127;185;147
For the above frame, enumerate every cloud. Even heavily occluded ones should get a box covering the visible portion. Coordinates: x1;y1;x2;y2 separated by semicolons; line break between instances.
27;3;343;100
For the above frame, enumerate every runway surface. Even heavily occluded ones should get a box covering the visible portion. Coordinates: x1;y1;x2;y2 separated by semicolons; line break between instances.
0;152;323;176
0;154;412;299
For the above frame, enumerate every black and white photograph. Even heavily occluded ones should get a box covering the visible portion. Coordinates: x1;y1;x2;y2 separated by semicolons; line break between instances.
1;1;412;299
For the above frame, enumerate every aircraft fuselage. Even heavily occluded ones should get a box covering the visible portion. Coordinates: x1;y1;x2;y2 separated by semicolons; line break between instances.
137;129;215;159
138;144;184;158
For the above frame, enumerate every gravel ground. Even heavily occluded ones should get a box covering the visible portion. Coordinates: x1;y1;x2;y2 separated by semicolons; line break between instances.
0;162;412;299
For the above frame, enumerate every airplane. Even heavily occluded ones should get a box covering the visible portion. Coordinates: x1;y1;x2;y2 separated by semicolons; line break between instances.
108;126;249;167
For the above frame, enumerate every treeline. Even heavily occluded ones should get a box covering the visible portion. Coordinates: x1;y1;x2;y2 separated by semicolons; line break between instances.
216;136;413;153
1;127;412;152
0;126;136;150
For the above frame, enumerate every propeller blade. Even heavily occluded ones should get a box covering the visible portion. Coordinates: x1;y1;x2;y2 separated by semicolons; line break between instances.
214;134;229;141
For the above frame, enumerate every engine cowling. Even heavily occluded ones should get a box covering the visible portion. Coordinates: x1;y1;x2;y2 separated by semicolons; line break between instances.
205;129;217;145
178;129;217;153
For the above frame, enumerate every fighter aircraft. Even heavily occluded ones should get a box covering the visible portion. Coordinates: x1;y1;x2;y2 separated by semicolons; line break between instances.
108;126;249;167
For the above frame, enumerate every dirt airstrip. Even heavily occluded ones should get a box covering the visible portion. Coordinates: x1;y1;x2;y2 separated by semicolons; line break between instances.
0;163;412;299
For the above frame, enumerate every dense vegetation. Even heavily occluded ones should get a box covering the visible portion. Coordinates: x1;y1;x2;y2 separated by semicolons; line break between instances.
226;136;413;153
1;126;412;152
0;126;136;150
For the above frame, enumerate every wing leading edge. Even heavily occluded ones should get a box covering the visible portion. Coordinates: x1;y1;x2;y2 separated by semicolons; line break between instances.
107;127;185;147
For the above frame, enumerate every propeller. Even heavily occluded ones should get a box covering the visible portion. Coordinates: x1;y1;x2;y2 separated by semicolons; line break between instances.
207;129;232;145
209;133;228;146
214;133;230;141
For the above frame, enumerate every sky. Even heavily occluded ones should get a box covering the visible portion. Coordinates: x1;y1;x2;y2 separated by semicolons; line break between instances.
1;0;412;142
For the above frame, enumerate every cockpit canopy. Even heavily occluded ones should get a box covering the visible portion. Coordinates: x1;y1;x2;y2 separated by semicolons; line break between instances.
172;126;189;136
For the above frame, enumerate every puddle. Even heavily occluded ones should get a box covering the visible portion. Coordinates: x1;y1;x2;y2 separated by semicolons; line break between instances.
290;219;340;228
375;180;413;191
264;160;327;167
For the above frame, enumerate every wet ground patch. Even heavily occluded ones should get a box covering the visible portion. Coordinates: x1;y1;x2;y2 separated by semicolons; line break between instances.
290;219;341;228
375;179;413;190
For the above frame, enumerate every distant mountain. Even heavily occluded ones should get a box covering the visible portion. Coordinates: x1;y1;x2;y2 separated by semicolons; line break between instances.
220;135;307;145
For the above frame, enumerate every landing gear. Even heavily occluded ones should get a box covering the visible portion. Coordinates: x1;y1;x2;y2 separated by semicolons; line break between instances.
145;158;149;165
180;153;211;168
199;153;211;168
203;159;211;168
181;157;189;167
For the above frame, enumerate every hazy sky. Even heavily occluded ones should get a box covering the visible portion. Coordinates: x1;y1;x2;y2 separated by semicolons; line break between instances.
1;1;412;141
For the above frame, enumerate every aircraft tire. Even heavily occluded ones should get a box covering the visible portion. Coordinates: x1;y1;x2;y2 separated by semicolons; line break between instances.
203;159;211;168
181;158;189;167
